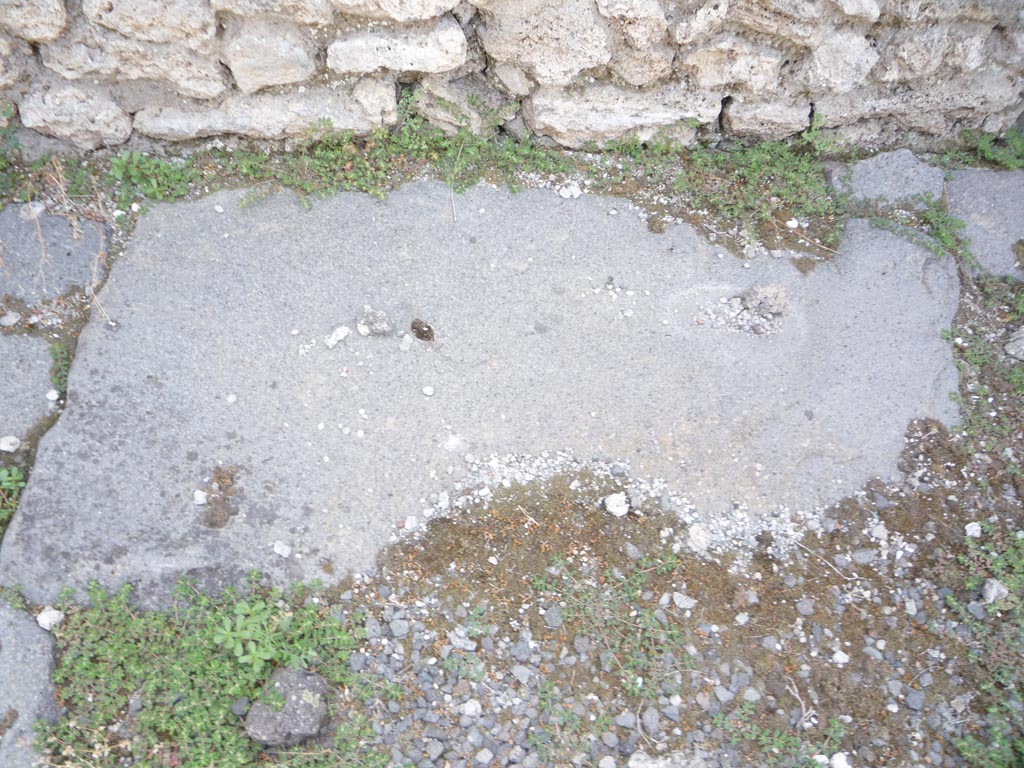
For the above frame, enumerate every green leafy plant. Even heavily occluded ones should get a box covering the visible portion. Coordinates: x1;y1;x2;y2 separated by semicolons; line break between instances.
943;522;1024;766
49;340;70;397
712;700;847;767
0;100;22;198
38;579;377;767
967;128;1024;171
106;150;194;207
0;465;26;527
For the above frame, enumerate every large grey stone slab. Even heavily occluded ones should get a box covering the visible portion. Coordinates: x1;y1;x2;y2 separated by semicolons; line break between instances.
0;334;54;441
830;149;945;204
0;202;109;305
947;169;1024;279
0;183;960;606
0;602;58;768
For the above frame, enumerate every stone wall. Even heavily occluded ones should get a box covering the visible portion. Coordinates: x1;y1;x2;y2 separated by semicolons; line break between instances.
1;0;1022;151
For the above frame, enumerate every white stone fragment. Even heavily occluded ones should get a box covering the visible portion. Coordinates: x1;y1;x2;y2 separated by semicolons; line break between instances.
193;489;208;505
273;540;292;558
422;386;435;396
0;436;21;452
46;389;60;401
325;326;351;348
832;649;850;664
36;606;64;631
982;578;1010;605
603;492;629;517
965;521;982;538
673;592;697;610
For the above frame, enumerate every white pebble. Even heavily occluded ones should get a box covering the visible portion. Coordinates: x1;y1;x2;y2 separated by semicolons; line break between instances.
45;389;60;401
603;492;629;517
964;521;982;538
214;204;225;214
832;650;850;664
193;490;208;506
273;540;292;558
36;606;64;631
0;435;21;452
786;218;799;229
324;326;351;348
422;386;435;397
225;393;237;404
735;612;749;625
830;753;851;768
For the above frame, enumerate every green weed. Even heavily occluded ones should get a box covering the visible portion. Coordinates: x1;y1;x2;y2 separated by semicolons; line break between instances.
0;100;22;199
712;700;847;768
943;521;1024;766
531;554;693;699
966;128;1024;171
0;465;26;527
106;150;194;207
38;578;386;768
49;340;70;397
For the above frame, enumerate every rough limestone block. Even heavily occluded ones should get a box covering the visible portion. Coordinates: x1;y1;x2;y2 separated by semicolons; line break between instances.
327;16;467;75
817;70;1020;139
727;99;809;139
947;169;1024;279
82;0;216;47
413;75;507;135
0;602;58;768
832;0;880;22
672;0;728;46
19;82;132;150
41;18;228;101
212;0;335;24
525;83;719;148
0;335;54;441
330;0;460;22
0;33;31;89
682;36;783;91
801;30;879;92
475;0;612;87
595;0;668;48
872;26;949;83
730;0;823;47
223;19;316;94
135;79;397;140
610;45;675;88
832;149;945;204
0;0;66;42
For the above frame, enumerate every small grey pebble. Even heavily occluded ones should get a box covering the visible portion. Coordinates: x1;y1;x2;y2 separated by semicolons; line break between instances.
795;598;815;616
231;697;250;717
543;605;563;629
906;689;926;711
614;712;636;729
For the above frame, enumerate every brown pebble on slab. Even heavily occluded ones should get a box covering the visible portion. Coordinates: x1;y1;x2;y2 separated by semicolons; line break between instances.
411;319;435;342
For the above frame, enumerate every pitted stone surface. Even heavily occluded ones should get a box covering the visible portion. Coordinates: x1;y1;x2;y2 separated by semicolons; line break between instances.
0;602;59;768
0;183;960;606
947;169;1024;280
0;334;54;440
830;149;945;204
0;203;109;304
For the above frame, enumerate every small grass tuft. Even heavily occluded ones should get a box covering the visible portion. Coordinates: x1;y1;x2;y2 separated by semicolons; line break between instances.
0;465;26;528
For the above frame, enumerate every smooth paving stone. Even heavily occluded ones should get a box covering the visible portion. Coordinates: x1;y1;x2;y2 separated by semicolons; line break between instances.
830;149;945;204
0;183;960;606
0;602;59;768
0;334;53;440
0;203;110;305
947;169;1024;279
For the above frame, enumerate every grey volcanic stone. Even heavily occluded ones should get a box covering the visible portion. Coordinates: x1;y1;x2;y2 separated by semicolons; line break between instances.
244;668;328;746
947;169;1024;279
0;334;53;439
831;149;944;205
0;183;959;606
0;203;109;304
0;602;59;768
